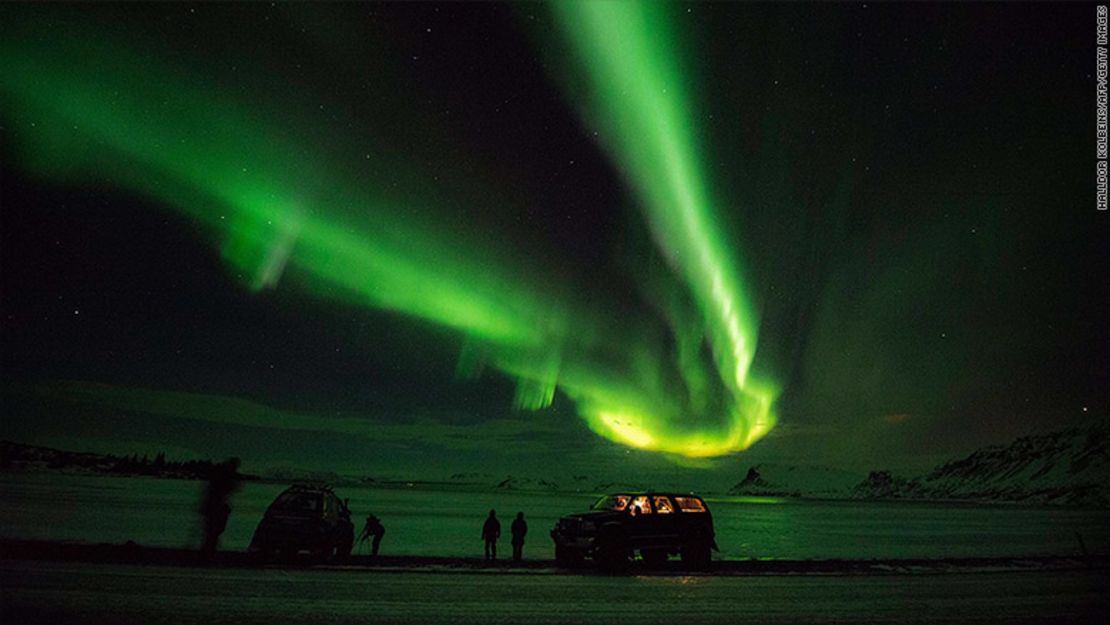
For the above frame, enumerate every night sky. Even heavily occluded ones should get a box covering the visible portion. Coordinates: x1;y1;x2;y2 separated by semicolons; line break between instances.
1;3;1106;485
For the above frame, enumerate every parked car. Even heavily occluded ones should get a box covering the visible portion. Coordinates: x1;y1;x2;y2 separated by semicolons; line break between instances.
550;492;717;570
249;484;354;561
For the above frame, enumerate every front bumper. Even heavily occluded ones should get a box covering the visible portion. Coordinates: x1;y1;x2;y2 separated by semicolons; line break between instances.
550;530;597;552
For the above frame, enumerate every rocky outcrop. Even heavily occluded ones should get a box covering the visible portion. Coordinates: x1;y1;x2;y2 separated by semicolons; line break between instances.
495;476;559;491
730;463;862;498
851;470;921;499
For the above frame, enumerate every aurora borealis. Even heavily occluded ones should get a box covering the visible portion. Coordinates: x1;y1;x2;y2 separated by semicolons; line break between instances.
1;2;1105;479
547;2;773;451
1;2;774;458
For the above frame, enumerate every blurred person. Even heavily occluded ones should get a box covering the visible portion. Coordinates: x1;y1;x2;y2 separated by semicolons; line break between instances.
359;514;386;556
200;457;241;559
482;509;500;560
510;512;528;562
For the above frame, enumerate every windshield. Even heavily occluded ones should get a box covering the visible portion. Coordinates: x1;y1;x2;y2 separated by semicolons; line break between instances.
270;491;323;514
591;494;630;511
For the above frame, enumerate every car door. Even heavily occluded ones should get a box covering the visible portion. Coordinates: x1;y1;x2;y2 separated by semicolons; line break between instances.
650;495;681;543
629;495;676;546
673;495;711;543
627;495;654;542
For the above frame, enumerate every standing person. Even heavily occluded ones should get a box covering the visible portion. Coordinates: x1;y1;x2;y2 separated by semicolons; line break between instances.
359;514;386;556
482;509;500;561
200;457;241;559
510;512;528;562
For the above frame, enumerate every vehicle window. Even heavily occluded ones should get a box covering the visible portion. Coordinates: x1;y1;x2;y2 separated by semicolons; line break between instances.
652;496;675;514
674;496;706;512
629;495;652;515
273;492;323;513
591;495;630;511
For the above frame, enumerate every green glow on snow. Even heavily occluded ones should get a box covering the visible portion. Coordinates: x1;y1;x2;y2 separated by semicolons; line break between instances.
0;5;776;459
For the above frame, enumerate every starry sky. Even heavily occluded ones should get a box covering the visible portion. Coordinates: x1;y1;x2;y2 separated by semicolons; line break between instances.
1;2;1106;485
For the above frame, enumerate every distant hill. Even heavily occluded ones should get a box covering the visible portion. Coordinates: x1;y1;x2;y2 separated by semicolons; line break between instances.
259;466;377;487
0;440;593;492
448;472;494;483
729;464;865;498
852;421;1110;507
495;476;560;491
726;421;1110;507
0;440;254;481
10;419;1107;506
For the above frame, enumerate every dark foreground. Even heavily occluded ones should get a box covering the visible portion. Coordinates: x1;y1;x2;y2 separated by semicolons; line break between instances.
2;559;1107;625
2;541;1108;624
1;539;1104;576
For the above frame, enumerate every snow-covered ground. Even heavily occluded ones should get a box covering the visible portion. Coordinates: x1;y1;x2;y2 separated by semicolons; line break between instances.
1;560;1105;624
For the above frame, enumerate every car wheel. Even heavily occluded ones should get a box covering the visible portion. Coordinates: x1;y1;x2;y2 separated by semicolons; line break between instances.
335;532;354;561
595;531;628;573
641;548;668;567
251;548;274;565
555;545;583;568
680;541;711;570
309;543;332;564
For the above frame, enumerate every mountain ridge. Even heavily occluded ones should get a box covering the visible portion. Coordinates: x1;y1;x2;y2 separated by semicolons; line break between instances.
727;420;1109;507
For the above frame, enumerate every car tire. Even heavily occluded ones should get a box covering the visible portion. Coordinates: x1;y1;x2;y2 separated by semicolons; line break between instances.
595;530;628;573
335;530;354;561
252;548;274;565
680;541;711;570
641;548;668;567
555;545;583;568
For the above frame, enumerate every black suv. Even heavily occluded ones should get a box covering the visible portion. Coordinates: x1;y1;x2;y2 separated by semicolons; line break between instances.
249;484;355;561
550;492;718;570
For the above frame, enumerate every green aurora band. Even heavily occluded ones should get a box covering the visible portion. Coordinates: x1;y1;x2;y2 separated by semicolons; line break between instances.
546;1;774;452
0;3;776;459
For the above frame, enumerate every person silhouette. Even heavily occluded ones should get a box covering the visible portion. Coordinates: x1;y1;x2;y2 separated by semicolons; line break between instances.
200;457;240;559
510;512;528;562
482;509;500;561
359;514;385;556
